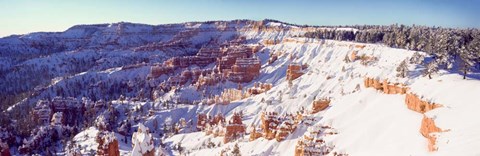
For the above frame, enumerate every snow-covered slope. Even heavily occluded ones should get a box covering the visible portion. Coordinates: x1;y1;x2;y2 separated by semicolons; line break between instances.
2;20;479;156
161;38;480;156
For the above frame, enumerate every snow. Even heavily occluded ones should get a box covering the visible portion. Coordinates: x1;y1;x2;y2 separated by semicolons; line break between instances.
72;127;100;155
161;37;480;155
132;123;155;155
3;20;480;155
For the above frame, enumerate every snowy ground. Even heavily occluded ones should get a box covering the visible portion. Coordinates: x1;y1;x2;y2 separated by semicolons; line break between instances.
161;38;480;156
68;26;480;155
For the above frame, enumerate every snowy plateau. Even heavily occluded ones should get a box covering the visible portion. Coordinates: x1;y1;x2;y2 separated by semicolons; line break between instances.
0;19;479;156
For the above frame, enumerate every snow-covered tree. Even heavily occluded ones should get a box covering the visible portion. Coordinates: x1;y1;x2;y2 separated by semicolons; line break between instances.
409;52;424;64
396;59;409;78
423;61;439;79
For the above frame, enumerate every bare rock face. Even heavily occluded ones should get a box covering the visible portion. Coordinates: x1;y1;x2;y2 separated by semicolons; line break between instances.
259;110;302;142
364;77;446;152
275;115;296;141
311;99;330;114
247;83;272;95
263;39;279;45
261;111;280;140
294;125;340;156
364;77;408;94
228;57;261;83
404;93;443;152
405;93;442;114
287;63;305;81
224;113;246;143
350;51;358;62
420;116;443;152
249;125;263;141
197;113;208;131
96;131;120;156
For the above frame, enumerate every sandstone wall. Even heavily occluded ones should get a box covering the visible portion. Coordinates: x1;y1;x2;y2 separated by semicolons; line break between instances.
405;93;442;113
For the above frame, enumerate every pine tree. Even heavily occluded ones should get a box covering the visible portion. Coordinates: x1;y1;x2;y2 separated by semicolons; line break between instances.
231;143;241;156
177;142;183;154
409;52;424;64
423;61;439;79
343;54;351;63
459;38;479;79
396;59;409;78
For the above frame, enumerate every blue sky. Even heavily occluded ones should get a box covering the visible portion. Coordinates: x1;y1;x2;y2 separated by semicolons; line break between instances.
0;0;479;37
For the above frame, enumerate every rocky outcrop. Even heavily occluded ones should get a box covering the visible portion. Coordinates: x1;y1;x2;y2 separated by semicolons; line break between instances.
33;97;87;126
268;53;278;64
287;63;305;81
249;125;263;141
197;113;208;131
420;116;443;152
404;93;443;152
364;77;408;94
204;83;273;105
311;99;330;114
261;111;280;140
247;83;272;95
259;111;302;141
364;77;446;152
405;93;442;114
217;88;245;105
228;57;261;83
0;140;10;156
263;39;279;45
224;113;246;143
350;51;358;62
354;45;366;49
96;131;120;156
149;36;262;86
294;125;340;156
275;115;296;141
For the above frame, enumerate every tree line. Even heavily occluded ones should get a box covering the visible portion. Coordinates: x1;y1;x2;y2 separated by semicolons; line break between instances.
304;24;480;79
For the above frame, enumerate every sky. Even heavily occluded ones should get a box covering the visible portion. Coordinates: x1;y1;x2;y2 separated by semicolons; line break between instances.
0;0;479;37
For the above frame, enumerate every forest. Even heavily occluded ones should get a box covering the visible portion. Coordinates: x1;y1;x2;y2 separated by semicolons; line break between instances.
304;25;480;79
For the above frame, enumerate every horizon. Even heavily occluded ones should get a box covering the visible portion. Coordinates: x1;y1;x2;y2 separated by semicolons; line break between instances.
1;0;479;37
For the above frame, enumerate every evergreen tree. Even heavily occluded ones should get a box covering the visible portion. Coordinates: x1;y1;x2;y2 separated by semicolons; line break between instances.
396;59;409;78
231;143;241;156
423;61;439;79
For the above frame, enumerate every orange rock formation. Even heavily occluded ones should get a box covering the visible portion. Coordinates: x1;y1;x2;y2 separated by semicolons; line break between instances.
224;113;246;143
364;77;408;94
405;93;442;114
311;99;330;114
96;132;120;156
420;116;443;152
294;125;339;156
249;125;263;141
287;63;305;81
